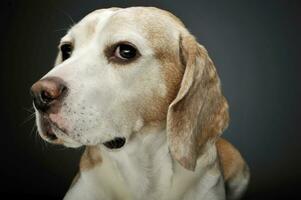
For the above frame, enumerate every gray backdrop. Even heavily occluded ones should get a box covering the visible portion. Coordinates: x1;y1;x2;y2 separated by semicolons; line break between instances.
1;0;300;199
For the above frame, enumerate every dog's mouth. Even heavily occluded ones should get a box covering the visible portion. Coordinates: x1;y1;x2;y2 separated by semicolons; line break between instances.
44;122;58;141
37;112;126;148
103;137;126;149
39;114;65;143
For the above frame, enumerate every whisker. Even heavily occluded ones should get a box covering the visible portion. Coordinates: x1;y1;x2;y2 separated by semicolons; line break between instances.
30;123;37;136
32;126;39;145
23;106;34;114
21;113;36;125
31;127;48;151
31;125;40;148
41;136;49;151
53;28;69;33
59;9;76;25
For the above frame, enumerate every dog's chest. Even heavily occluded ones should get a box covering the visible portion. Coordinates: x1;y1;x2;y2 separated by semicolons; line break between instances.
70;132;223;200
104;131;175;200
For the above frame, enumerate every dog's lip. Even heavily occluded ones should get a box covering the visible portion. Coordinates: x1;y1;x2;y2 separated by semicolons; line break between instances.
45;127;58;140
103;137;126;149
40;115;66;141
49;120;68;134
41;119;59;141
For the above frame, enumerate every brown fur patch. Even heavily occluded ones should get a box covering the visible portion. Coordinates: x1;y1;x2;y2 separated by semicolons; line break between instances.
113;8;230;170
87;7;188;125
140;7;185;28
216;138;245;181
142;46;184;125
79;146;102;171
166;34;229;170
137;9;185;125
86;19;97;37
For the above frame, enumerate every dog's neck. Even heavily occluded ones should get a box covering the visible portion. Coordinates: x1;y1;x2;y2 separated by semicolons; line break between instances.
96;124;219;200
100;125;172;199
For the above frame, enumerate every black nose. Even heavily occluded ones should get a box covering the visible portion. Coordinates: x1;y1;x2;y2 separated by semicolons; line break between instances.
30;77;67;112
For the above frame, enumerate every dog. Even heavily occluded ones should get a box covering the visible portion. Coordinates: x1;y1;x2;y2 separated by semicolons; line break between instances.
30;7;250;200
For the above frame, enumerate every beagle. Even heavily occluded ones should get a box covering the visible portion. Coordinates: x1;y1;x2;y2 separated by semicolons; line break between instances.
31;7;250;200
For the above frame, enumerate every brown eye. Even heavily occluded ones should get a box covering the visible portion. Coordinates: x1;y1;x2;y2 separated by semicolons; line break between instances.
60;43;73;61
114;44;137;60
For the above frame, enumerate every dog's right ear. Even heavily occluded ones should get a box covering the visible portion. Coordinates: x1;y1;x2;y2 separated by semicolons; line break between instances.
166;34;229;171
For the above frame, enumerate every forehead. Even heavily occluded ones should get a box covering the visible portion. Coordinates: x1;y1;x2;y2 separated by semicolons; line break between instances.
63;7;184;50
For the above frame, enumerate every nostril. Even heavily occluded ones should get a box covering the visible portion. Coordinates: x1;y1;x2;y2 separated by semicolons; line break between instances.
60;85;68;96
40;90;54;103
31;77;68;112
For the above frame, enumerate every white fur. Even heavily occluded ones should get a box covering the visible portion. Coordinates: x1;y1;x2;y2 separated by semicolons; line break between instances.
64;128;225;200
36;8;166;147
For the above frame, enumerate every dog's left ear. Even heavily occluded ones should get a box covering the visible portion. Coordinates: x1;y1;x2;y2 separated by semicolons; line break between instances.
166;34;229;171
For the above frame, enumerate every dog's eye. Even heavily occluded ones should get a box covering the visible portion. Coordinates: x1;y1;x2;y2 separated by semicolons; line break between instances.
114;44;137;60
60;43;73;61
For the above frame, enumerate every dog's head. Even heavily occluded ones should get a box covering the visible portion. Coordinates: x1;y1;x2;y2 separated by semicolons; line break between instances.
31;7;229;170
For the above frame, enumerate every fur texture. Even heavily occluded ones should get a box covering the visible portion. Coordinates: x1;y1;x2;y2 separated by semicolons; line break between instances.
32;7;250;200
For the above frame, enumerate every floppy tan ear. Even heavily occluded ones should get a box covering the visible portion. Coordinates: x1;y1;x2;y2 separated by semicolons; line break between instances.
166;34;229;171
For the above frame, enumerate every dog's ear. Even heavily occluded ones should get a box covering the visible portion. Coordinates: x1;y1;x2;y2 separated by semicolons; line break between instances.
166;34;229;171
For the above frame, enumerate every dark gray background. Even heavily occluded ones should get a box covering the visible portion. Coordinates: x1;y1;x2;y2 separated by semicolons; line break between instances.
1;0;300;199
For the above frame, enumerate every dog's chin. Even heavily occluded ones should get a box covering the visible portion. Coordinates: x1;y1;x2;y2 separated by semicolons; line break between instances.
39;128;82;148
60;138;82;148
36;113;127;149
36;114;82;148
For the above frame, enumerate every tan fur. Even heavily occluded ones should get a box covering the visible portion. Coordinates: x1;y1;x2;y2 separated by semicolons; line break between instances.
145;22;184;118
79;146;102;171
166;33;229;170
216;138;245;181
142;38;184;125
115;7;230;171
141;7;185;28
86;19;97;37
119;8;185;125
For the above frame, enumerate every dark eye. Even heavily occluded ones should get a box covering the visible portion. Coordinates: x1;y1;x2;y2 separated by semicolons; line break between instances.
114;44;137;60
60;43;73;61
